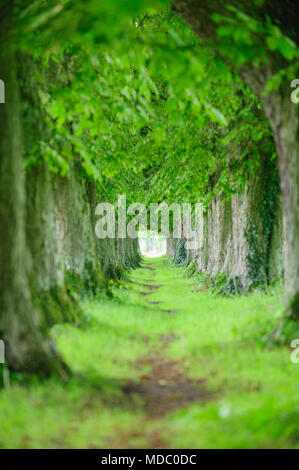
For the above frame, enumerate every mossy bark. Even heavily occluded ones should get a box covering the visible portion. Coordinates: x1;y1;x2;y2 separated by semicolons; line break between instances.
0;6;68;375
173;0;298;317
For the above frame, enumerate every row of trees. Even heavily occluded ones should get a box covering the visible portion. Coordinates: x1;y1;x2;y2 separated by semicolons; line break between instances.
0;0;298;374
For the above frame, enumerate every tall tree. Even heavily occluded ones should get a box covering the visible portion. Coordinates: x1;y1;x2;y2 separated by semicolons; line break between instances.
0;2;68;375
173;0;299;319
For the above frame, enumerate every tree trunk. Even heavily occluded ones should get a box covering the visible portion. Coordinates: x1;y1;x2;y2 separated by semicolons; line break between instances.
173;0;299;319
0;4;68;375
261;88;299;319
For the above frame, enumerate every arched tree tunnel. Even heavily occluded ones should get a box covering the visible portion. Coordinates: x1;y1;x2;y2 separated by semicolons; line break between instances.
0;0;298;450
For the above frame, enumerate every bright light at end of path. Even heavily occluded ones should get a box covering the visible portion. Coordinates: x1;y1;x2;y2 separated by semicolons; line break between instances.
138;231;167;258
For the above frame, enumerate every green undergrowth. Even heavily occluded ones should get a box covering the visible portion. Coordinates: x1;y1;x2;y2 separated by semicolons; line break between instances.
0;256;298;448
181;259;284;297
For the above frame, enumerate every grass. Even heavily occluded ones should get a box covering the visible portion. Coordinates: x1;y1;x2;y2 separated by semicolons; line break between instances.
0;256;298;448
